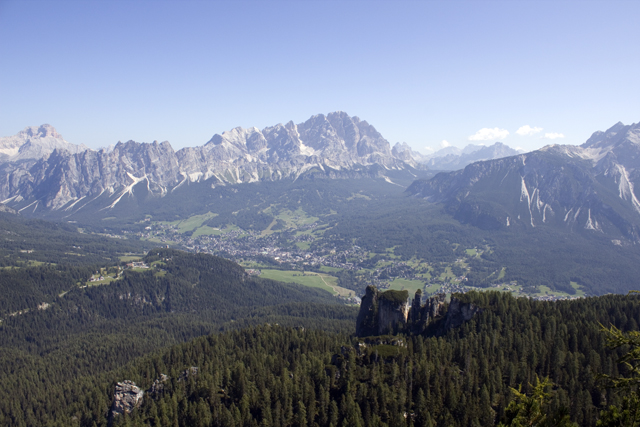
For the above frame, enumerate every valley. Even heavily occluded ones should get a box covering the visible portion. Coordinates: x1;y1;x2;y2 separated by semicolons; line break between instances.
135;211;585;302
2;115;640;426
99;181;590;302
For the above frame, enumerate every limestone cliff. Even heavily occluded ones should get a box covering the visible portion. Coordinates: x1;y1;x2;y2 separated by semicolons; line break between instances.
355;286;481;337
442;297;482;331
356;286;409;336
377;290;410;335
355;285;379;337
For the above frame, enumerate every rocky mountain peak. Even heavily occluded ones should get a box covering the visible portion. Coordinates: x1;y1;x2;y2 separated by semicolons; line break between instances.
0;124;90;162
21;124;62;139
424;142;521;171
582;121;640;149
407;119;640;242
0;112;420;214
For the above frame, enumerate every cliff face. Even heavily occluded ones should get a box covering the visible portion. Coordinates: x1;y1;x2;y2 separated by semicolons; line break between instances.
442;297;482;331
355;286;481;337
355;286;410;336
355;286;379;337
377;290;410;335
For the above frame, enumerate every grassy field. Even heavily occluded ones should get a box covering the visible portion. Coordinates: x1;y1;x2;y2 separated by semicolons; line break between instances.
192;225;221;237
119;255;143;262
160;212;218;234
388;278;425;294
258;269;334;294
319;266;342;273
295;242;311;250
256;269;354;297
424;283;443;294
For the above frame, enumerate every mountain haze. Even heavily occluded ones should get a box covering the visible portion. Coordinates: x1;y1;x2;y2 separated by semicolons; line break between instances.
424;142;521;170
0;124;90;162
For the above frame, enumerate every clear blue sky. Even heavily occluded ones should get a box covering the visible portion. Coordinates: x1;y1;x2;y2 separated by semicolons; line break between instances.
1;0;639;153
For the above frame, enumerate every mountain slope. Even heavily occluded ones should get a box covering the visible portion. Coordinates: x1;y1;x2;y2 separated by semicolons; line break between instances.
0;112;424;215
407;121;640;242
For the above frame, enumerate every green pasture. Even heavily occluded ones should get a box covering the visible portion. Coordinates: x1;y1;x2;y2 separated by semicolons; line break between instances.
192;225;221;237
256;269;353;297
388;278;426;295
258;269;333;293
119;255;143;262
160;212;218;234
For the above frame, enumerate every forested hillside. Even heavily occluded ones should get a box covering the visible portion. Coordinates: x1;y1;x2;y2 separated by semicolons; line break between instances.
0;212;151;266
0;249;356;427
2;290;639;426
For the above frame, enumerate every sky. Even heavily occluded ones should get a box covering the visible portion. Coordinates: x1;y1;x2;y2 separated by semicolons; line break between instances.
1;0;639;154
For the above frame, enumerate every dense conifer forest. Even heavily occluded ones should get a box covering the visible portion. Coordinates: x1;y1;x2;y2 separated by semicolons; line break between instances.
0;248;356;426
2;208;640;426
2;282;640;426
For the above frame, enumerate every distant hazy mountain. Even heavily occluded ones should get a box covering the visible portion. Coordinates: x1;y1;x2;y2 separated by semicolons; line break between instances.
424;142;521;170
0;124;91;162
391;142;427;164
0;112;424;213
407;120;640;242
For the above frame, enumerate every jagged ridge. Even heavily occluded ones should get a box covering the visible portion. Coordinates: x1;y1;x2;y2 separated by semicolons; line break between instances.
407;120;640;242
0;112;418;213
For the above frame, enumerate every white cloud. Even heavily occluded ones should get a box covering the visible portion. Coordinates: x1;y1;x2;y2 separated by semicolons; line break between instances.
543;132;565;140
469;127;509;141
516;125;543;136
440;140;451;148
422;146;434;152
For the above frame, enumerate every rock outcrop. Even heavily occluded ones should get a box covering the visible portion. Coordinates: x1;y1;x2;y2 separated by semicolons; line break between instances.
377;290;410;335
409;290;447;334
355;286;481;337
355;285;380;337
356;286;410;336
110;380;144;418
441;297;482;331
148;374;169;395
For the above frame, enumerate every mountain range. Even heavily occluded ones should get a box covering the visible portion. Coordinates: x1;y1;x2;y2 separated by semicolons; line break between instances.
408;121;640;243
4;113;640;250
0;112;432;214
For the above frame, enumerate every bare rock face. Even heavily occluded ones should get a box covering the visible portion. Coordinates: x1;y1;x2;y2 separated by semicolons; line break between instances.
110;380;144;418
355;285;379;337
410;291;447;334
355;286;410;336
377;290;410;335
0;112;420;214
148;374;169;395
356;286;480;337
442;297;482;331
